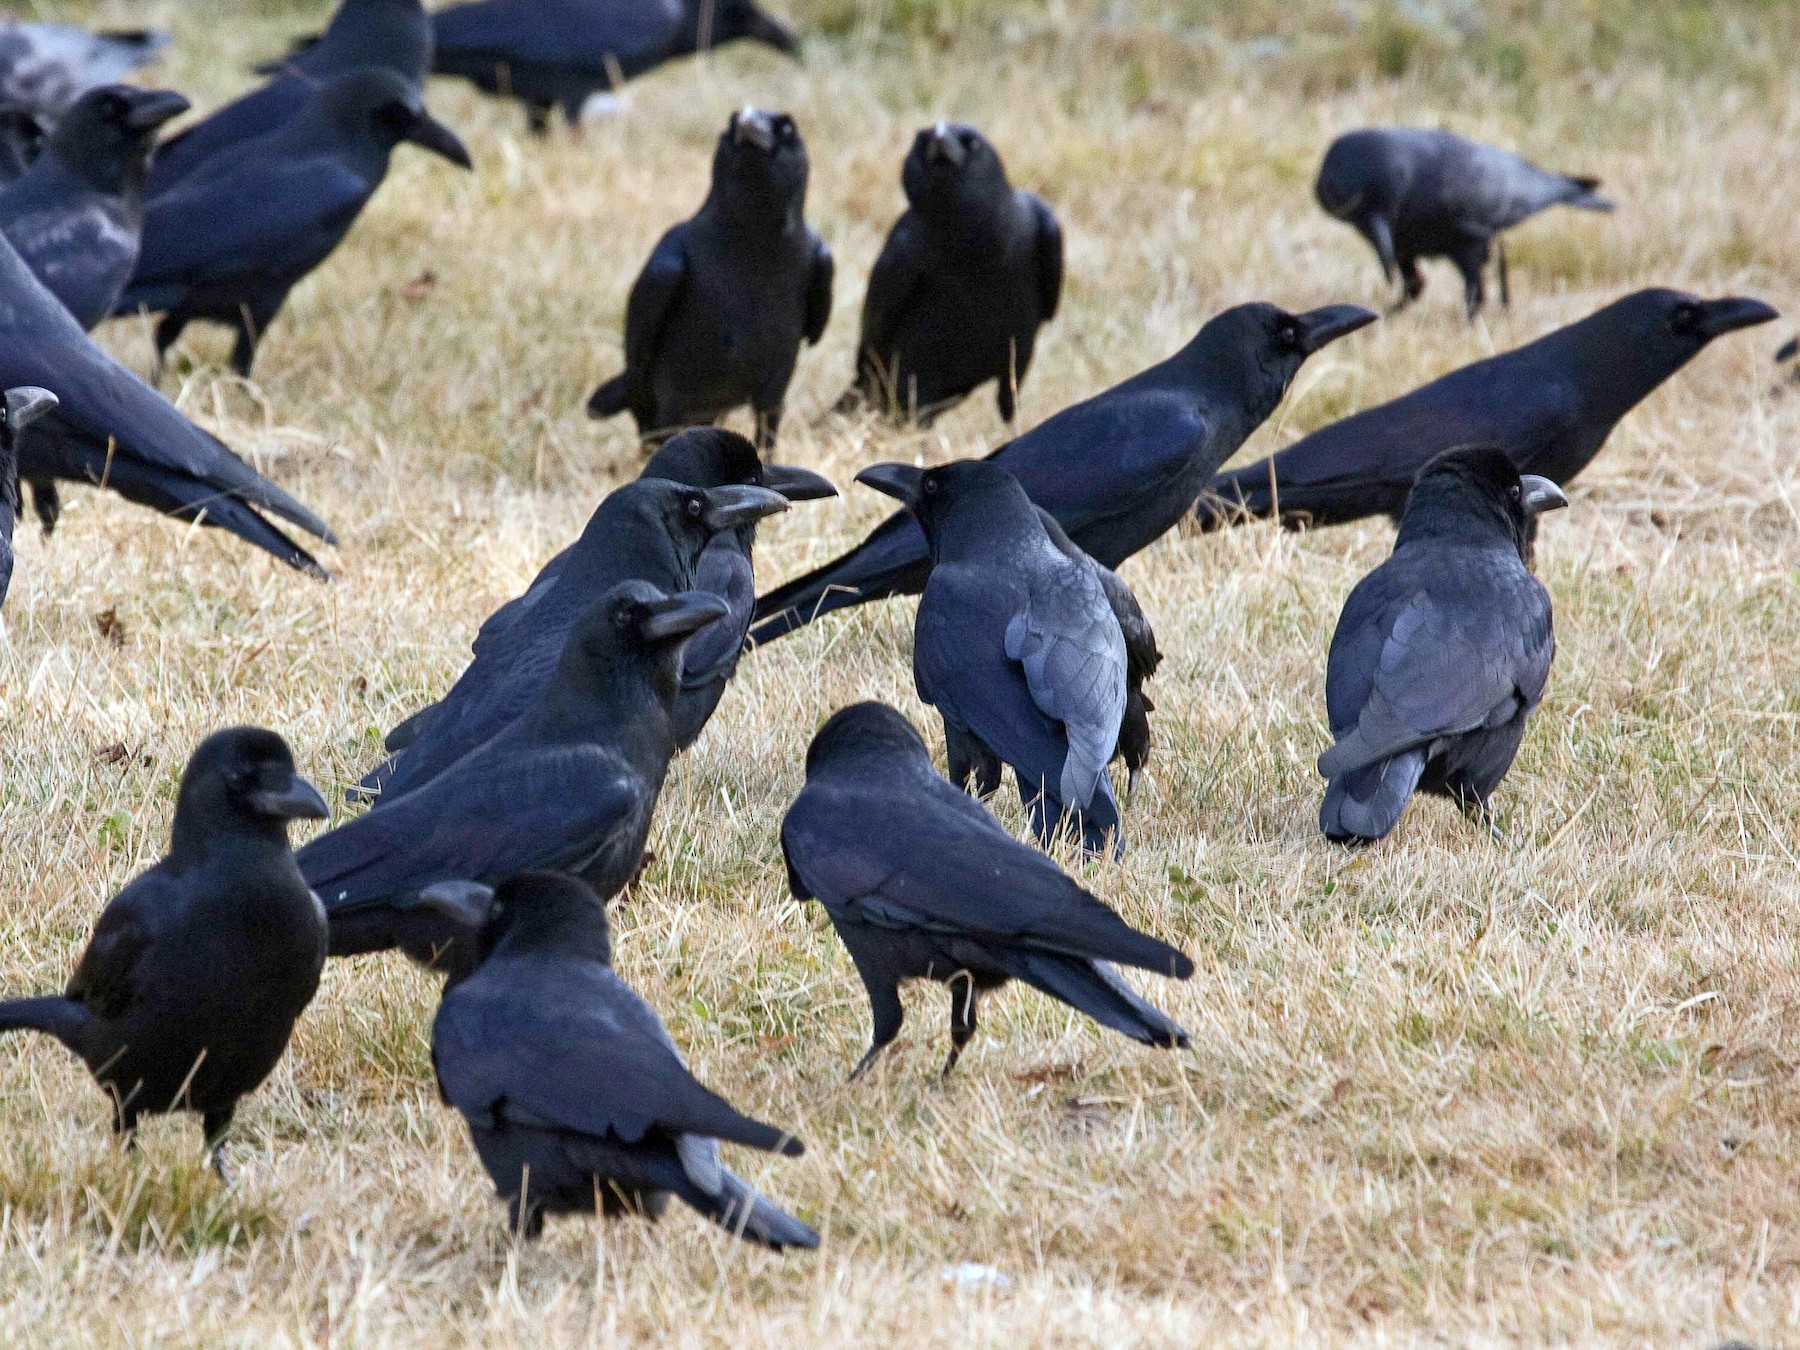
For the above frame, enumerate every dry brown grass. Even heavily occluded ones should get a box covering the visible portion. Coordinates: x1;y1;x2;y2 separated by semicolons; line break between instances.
0;0;1798;1343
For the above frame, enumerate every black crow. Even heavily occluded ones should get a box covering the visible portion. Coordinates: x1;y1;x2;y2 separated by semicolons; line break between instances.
587;107;832;449
0;231;337;572
0;23;170;125
1199;289;1780;532
0;727;327;1173
0;85;189;330
417;870;817;1245
303;583;729;978
751;301;1374;642
1316;127;1614;318
431;0;797;134
1320;447;1567;843
843;122;1061;425
858;459;1127;855
0;106;46;182
120;69;470;379
784;701;1192;1079
147;0;430;195
355;479;789;805
0;385;57;605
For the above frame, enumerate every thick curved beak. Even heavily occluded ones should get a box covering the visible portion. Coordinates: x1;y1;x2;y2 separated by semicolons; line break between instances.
404;879;496;930
1696;296;1779;341
731;106;776;151
407;110;472;169
248;773;330;821
855;461;926;508
640;589;732;643
747;8;799;53
1777;335;1797;363
761;462;838;502
926;121;967;167
124;88;190;132
1519;475;1568;516
1295;304;1379;355
702;483;789;531
4;386;57;433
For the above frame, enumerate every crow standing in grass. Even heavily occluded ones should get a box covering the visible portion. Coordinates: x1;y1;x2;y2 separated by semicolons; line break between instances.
0;385;57;605
0;85;189;329
751;302;1374;642
588;108;832;449
1315;127;1614;319
146;0;431;194
1198;289;1780;532
0;728;328;1174
784;702;1192;1080
416;870;817;1245
304;583;729;979
843;122;1061;425
120;69;470;379
858;459;1128;856
0;231;337;572
356;478;790;805
0;23;170;126
431;0;797;134
1319;448;1567;844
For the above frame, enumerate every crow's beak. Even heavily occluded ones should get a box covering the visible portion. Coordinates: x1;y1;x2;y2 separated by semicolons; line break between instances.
760;462;838;502
702;483;789;531
731;106;776;151
4;386;57;432
925;121;967;167
1695;296;1779;341
1519;475;1568;516
406;110;473;169
855;461;927;509
405;879;496;930
247;773;330;821
747;8;800;53
639;590;732;643
1777;335;1797;364
1294;304;1379;355
124;88;190;132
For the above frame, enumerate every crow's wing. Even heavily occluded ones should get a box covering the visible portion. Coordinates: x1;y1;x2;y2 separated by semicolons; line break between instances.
680;535;753;691
803;229;833;346
1027;192;1063;320
432;0;684;66
63;865;175;1019
858;211;928;362
623;226;689;378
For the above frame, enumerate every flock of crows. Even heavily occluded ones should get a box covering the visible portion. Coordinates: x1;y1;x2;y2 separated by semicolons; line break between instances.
0;0;1785;1253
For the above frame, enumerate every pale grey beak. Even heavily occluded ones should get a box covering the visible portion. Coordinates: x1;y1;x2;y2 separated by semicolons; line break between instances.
4;386;57;432
1519;474;1568;516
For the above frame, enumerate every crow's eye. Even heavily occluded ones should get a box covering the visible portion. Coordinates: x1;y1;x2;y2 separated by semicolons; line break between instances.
922;476;940;497
1670;302;1701;335
614;605;638;632
685;495;705;518
1278;322;1301;349
1509;484;1522;503
776;118;797;141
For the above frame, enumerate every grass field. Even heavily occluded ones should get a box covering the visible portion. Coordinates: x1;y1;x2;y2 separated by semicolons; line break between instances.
0;0;1797;1343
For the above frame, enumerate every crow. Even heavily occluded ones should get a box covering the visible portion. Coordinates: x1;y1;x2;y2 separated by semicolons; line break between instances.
120;69;470;379
858;459;1128;855
431;0;797;134
303;583;729;979
0;85;189;330
751;301;1374;642
784;701;1193;1079
0;727;327;1175
587;108;832;449
1316;127;1614;318
146;0;430;195
843;122;1061;425
1320;447;1567;843
1198;289;1780;532
0;23;170;125
355;479;789;805
417;870;817;1245
0;385;57;605
0;230;337;572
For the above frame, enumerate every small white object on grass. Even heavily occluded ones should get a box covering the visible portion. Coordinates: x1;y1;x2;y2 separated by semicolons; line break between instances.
941;1263;1012;1290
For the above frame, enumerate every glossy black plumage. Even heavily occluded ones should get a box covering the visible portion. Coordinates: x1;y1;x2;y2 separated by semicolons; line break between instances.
783;702;1193;1079
1316;127;1613;318
1199;289;1780;532
0;728;328;1169
1320;449;1566;843
0;385;56;605
423;871;816;1245
0;229;337;572
751;301;1374;642
845;122;1061;424
302;583;729;979
587;108;832;449
121;69;470;378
